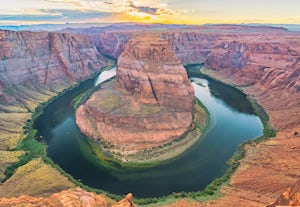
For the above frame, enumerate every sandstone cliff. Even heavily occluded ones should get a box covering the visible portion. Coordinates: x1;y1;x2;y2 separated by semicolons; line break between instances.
201;32;300;207
205;35;300;130
76;35;194;154
0;29;109;195
92;31;218;64
90;25;288;65
0;30;107;91
0;29;108;150
91;32;133;59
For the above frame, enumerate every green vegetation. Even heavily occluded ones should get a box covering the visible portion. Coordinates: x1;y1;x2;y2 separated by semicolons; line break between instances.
185;63;205;76
72;76;116;109
72;91;87;109
247;97;277;141
0;158;74;197
3;117;46;181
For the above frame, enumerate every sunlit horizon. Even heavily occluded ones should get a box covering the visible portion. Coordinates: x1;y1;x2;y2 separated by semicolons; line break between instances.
0;0;299;26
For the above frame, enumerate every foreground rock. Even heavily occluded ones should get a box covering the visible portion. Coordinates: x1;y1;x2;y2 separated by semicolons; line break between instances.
112;193;136;207
0;188;134;207
267;178;300;206
76;35;194;153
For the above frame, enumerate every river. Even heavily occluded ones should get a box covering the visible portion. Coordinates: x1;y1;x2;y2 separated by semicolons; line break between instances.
34;67;263;198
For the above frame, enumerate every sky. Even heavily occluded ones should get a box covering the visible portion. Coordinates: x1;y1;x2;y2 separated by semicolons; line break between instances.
0;0;299;25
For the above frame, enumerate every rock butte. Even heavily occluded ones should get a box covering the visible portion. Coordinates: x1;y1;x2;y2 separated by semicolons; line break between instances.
76;35;194;151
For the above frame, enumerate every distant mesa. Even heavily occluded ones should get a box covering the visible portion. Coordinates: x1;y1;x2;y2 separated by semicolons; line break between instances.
75;35;194;157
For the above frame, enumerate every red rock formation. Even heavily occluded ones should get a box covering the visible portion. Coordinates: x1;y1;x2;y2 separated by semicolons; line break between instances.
0;188;135;207
267;179;300;206
202;32;300;207
91;25;289;65
0;29;108;110
0;29;108;150
0;30;107;90
161;31;219;65
93;31;133;58
112;193;136;207
205;35;300;129
76;35;194;152
92;30;219;64
117;35;194;110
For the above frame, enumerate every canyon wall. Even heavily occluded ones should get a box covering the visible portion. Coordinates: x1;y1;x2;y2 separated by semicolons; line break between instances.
89;30;218;64
205;34;300;129
202;32;300;207
89;25;289;65
0;29;108;150
0;30;108;104
0;29;109;196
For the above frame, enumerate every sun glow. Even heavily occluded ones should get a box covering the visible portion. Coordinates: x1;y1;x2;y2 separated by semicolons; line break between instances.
0;0;300;25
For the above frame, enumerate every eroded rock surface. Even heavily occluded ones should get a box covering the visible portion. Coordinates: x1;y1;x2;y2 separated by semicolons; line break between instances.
205;35;300;130
201;33;300;207
267;178;300;206
0;188;129;207
76;35;194;151
0;29;108;150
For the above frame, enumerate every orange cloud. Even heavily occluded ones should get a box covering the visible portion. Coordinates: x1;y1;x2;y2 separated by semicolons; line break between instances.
42;0;181;23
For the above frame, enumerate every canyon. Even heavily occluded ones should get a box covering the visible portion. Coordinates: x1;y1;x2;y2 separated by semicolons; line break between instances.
0;30;109;151
76;35;195;158
0;25;299;206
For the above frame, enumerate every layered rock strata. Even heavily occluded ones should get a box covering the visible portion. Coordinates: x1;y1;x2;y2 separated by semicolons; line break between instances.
76;35;194;151
200;34;300;206
0;188;133;207
267;178;300;206
205;35;300;130
0;29;108;150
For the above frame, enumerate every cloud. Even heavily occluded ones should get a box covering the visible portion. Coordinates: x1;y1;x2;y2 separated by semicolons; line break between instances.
0;0;183;24
104;1;113;5
0;9;112;23
43;0;114;12
43;0;84;8
43;0;179;19
128;1;158;15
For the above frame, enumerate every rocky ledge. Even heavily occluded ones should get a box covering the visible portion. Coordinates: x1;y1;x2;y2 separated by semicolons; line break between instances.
0;188;135;207
76;35;194;155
